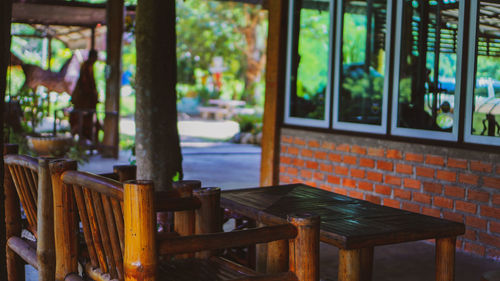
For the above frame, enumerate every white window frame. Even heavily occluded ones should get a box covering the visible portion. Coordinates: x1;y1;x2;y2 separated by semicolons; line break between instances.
464;0;500;146
332;0;392;134
390;0;464;141
284;0;334;128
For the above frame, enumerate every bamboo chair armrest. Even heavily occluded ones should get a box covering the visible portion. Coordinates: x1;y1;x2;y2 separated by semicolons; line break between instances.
158;224;297;256
154;197;201;212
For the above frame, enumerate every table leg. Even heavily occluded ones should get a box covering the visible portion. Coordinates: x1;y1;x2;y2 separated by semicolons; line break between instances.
360;247;374;281
436;237;456;281
267;240;289;273
339;249;361;281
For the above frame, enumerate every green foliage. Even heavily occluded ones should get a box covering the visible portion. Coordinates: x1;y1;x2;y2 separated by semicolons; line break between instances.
233;114;262;134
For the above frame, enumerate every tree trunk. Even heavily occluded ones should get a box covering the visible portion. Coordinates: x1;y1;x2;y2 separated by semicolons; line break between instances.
0;0;13;277
135;0;183;190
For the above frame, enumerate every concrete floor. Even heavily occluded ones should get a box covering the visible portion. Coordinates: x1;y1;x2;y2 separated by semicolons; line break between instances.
25;139;499;280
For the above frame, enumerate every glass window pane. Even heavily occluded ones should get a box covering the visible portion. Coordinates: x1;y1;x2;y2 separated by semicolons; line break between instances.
289;0;331;120
396;0;460;132
338;0;388;125
470;1;500;138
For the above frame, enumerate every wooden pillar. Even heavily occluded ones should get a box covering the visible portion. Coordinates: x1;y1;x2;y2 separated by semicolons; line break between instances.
102;0;124;158
0;0;13;277
135;0;183;189
288;213;320;281
436;237;456;281
260;0;288;187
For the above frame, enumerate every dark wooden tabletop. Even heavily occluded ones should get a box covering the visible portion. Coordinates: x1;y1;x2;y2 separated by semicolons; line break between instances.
221;184;465;249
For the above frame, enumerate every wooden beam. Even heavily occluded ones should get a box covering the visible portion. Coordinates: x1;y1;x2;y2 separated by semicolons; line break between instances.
0;0;13;278
101;0;124;158
260;0;287;186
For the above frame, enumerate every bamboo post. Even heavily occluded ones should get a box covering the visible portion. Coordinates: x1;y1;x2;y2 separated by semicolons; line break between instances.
436;236;456;281
37;158;55;281
113;165;137;182
193;187;221;259
124;180;156;281
288;213;320;281
49;160;78;281
338;249;361;281
267;239;288;274
173;180;200;259
3;144;24;281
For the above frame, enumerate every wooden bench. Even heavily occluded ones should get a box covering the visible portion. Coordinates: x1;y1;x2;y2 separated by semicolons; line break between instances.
197;106;230;120
52;171;321;280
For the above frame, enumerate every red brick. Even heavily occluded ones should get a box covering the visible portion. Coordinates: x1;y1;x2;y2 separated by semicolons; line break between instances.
464;242;485;256
466;216;487;230
396;163;413;175
367;147;384;157
336;144;350;152
334;166;349;176
359;181;373;192
414;193;431;204
493;194;500;205
308;140;320;148
343;155;357;165
286;167;298;176
443;211;464;223
423;182;442;194
321;141;335;150
306;161;318;170
426;155;445;166
470;160;493;173
394;189;411;200
365;194;381;205
301;149;314;158
375;185;392;196
333;188;348;195
293;158;305;167
281;146;287;153
444;185;465;198
479;233;500;248
385;175;401;185
404;178;421;189
491;221;500;234
300;170;312;179
351;145;367;155
314;172;325;181
416;167;435;178
282;135;293;143
315;151;328;160
383;198;400;208
468;190;490;202
348;190;364;200
280;175;291;183
483;176;500;189
434;196;453;209
406;153;424;162
402;202;420;213
455;200;477;214
422;207;441;218
320;163;333;173
327;175;340;185
387;149;402;160
463;228;477;240
448;158;467;169
280;156;292;164
294;137;306;146
459;173;479;185
280;166;286;173
287;147;299;155
359;158;375;168
343;178;357;189
351;168;365;179
377;160;393;171
366;171;383;182
329;153;342;162
437;170;456;182
481;206;500;219
305;181;317;187
319;184;333;192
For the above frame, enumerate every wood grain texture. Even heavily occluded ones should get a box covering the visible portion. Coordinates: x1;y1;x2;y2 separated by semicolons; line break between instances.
266;239;288;274
173;181;196;259
338;249;361;281
194;187;222;259
113;165;137;182
436;237;456;281
288;214;320;281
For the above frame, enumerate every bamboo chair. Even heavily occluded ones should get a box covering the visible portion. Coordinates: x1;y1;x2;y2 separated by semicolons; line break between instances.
53;170;320;281
3;144;76;281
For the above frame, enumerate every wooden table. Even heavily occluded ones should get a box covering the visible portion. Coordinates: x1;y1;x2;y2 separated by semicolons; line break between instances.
221;184;465;281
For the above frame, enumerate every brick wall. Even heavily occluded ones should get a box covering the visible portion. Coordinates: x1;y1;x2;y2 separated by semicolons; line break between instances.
279;128;500;260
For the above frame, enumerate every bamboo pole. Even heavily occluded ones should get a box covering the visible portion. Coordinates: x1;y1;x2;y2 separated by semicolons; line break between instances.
124;180;156;281
436;236;456;281
173;180;199;259
193;187;221;259
288;213;320;281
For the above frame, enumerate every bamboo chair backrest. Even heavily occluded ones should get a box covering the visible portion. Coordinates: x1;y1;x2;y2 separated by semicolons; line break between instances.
61;170;125;280
4;154;40;236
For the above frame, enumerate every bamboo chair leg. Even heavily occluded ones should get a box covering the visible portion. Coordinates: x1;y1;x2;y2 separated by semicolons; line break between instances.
338;249;361;281
288;213;320;281
173;181;200;259
194;187;221;259
37;159;55;281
